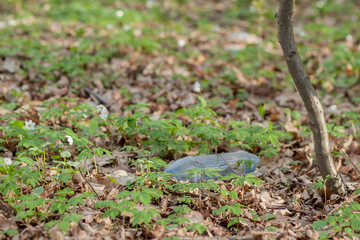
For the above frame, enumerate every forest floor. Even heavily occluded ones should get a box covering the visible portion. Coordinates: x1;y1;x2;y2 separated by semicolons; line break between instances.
1;0;360;239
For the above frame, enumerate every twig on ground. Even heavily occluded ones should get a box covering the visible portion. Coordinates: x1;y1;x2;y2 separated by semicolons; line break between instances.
84;87;110;106
328;192;360;216
78;166;100;201
330;135;360;175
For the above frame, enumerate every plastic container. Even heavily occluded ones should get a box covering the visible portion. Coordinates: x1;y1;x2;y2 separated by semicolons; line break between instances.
164;150;260;182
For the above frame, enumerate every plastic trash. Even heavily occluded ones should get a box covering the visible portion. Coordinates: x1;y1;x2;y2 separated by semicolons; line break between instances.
164;150;260;182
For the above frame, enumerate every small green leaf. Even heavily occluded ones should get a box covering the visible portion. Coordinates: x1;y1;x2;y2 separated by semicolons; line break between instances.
60;151;71;158
44;220;56;230
51;155;61;160
344;227;354;238
1;229;19;237
69;213;83;222
32;186;44;196
107;176;117;183
258;104;266;118
261;214;276;221
292;110;301;120
318;231;330;239
351;219;360;231
229;190;238;199
58;220;70;232
268;121;273;131
312;220;327;231
198;96;207;107
267;226;277;232
186;223;208;234
227;218;239;228
89;117;99;134
18;156;34;165
220;189;229;197
12;120;24;128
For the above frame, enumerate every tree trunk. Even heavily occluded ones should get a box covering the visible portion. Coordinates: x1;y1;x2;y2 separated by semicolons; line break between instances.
276;0;345;195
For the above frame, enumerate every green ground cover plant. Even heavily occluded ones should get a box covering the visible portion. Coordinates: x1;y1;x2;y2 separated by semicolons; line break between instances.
0;0;360;238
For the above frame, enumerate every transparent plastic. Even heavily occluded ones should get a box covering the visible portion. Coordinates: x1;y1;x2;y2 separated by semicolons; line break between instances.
164;150;260;182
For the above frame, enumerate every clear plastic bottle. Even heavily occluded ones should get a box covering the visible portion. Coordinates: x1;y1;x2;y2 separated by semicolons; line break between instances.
164;150;260;182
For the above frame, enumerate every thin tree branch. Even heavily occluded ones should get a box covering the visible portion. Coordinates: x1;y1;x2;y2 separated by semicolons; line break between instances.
327;192;360;216
330;135;360;175
78;166;100;201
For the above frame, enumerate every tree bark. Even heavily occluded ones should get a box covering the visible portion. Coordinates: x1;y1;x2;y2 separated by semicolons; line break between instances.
276;0;345;195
